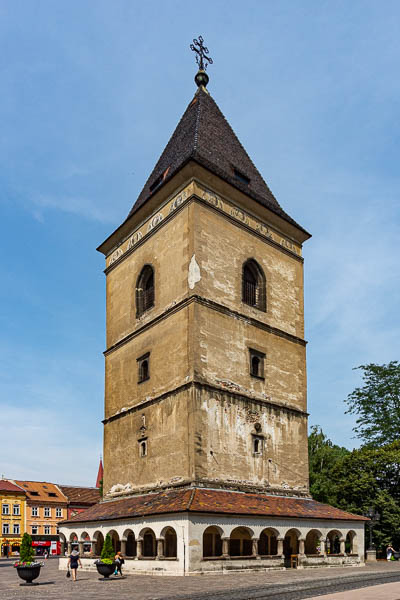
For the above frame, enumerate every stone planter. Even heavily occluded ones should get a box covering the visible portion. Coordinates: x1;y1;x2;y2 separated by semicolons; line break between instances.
96;561;116;579
16;564;41;585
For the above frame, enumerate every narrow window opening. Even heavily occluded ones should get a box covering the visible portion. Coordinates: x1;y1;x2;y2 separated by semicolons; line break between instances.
242;259;266;311
136;266;155;317
138;353;150;383
140;440;147;457
249;348;265;379
254;439;260;453
251;356;260;377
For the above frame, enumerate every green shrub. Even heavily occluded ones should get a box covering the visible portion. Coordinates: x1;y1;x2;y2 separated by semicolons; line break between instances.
19;533;35;564
100;534;114;561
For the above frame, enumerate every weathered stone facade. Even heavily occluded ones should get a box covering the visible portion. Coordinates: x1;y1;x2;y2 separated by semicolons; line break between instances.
101;173;309;499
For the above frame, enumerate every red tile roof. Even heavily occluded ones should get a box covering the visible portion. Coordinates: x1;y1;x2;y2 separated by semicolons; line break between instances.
0;480;25;494
59;486;100;506
61;488;366;524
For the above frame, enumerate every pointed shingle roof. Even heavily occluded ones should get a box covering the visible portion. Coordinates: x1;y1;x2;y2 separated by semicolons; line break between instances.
128;88;308;235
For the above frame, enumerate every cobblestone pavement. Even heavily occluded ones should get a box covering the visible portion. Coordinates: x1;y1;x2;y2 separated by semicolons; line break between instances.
1;559;400;600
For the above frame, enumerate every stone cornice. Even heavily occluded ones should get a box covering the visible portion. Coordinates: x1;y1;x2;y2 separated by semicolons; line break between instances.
104;294;306;357
103;380;308;425
104;182;304;275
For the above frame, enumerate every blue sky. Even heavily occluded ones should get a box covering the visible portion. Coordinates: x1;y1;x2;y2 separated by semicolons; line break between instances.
1;1;399;485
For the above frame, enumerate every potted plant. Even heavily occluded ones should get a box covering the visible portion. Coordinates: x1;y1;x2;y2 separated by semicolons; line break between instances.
14;533;43;585
94;534;116;579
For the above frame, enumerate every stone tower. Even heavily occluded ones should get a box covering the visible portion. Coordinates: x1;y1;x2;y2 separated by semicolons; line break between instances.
97;75;311;501
60;59;366;575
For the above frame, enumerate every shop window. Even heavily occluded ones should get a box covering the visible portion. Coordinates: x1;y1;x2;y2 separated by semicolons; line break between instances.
13;504;20;516
2;504;9;515
137;353;150;383
249;348;265;379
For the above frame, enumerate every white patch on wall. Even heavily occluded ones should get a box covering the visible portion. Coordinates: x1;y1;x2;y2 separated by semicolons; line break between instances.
188;254;201;289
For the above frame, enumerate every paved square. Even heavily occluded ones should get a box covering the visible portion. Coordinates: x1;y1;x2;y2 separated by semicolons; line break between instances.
1;558;400;600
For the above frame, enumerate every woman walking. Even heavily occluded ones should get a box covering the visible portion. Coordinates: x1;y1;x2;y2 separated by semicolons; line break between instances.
68;549;82;581
114;550;124;576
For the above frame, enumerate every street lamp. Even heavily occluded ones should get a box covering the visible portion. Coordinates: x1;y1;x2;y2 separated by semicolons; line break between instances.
363;506;380;550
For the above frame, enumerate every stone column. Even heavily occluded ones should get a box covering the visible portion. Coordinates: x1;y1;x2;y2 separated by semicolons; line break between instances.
319;539;326;556
78;541;84;556
137;539;143;559
339;538;345;555
60;541;65;555
120;539;127;556
156;538;164;559
298;538;305;556
277;538;284;557
222;537;229;558
252;538;260;559
352;539;358;555
67;542;72;555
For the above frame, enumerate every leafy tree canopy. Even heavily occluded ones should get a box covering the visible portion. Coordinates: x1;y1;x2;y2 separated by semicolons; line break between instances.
345;361;400;447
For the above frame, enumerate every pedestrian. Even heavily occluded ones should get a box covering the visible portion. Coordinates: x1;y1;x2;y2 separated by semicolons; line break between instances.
44;550;49;560
386;543;395;561
114;550;124;576
67;549;82;581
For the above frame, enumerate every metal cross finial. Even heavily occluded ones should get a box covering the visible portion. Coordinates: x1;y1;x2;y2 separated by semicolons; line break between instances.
190;36;213;71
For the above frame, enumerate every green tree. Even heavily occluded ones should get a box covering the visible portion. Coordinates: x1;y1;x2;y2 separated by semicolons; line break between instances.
100;533;114;563
19;533;35;564
345;362;400;447
308;425;349;504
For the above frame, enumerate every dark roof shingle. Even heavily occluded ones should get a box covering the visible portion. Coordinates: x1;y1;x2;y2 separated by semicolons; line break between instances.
128;88;308;235
61;488;366;524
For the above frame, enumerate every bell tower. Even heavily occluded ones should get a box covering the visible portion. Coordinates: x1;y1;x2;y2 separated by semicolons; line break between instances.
97;43;311;500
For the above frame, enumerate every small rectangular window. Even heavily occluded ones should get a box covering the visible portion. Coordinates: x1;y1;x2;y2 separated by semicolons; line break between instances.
44;507;51;517
48;492;57;497
252;436;264;455
56;508;62;518
137;352;150;383
249;348;265;379
13;523;20;535
13;504;20;515
31;506;38;517
2;524;9;535
31;525;38;535
139;439;148;457
29;491;39;496
233;168;250;186
44;525;51;535
2;504;10;515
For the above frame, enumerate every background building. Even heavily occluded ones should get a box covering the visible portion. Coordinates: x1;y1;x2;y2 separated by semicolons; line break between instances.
15;481;67;556
0;479;26;556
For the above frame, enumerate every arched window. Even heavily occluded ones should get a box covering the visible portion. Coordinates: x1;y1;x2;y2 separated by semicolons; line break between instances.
242;259;266;311
136;265;155;317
